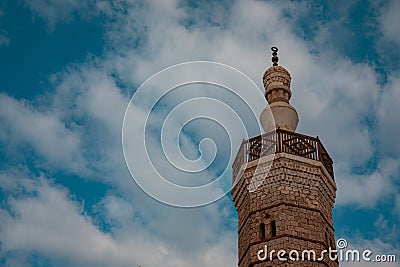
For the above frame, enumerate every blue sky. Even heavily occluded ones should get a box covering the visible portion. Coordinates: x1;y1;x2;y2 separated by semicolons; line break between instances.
0;0;399;266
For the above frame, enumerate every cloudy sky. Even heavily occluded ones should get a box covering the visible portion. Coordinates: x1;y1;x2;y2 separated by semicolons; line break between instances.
0;0;399;266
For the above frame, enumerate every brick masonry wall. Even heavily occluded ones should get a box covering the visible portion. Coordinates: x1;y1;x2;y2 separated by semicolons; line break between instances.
232;153;338;267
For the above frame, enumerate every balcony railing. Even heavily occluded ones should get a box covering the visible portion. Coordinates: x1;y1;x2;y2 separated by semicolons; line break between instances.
232;128;334;180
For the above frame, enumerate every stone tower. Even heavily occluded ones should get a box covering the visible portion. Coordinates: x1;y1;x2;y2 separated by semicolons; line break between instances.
232;47;338;267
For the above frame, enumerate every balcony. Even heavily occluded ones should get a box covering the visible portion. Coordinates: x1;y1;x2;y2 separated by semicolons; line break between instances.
232;128;334;180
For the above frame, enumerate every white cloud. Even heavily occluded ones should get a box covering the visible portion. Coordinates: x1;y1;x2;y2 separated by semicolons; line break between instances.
336;159;398;207
377;76;400;157
379;0;400;48
0;94;88;174
0;173;236;267
0;56;238;262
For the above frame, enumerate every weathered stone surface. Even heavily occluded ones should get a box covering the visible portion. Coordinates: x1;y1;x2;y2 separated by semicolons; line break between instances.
260;65;299;132
232;154;338;267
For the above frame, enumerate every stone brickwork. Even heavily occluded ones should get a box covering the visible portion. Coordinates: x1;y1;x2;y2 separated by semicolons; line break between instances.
232;153;338;267
260;63;299;132
263;66;292;104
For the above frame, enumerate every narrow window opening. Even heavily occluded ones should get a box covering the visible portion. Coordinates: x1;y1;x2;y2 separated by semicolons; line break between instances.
271;220;276;237
259;223;266;240
325;232;328;247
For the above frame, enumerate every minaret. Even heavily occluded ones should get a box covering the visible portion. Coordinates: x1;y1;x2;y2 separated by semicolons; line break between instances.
232;47;338;267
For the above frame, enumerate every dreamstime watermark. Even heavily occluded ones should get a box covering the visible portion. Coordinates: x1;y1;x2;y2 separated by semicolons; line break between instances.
257;238;397;263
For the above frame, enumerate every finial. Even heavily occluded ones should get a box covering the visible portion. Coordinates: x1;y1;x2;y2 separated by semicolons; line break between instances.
271;46;278;66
